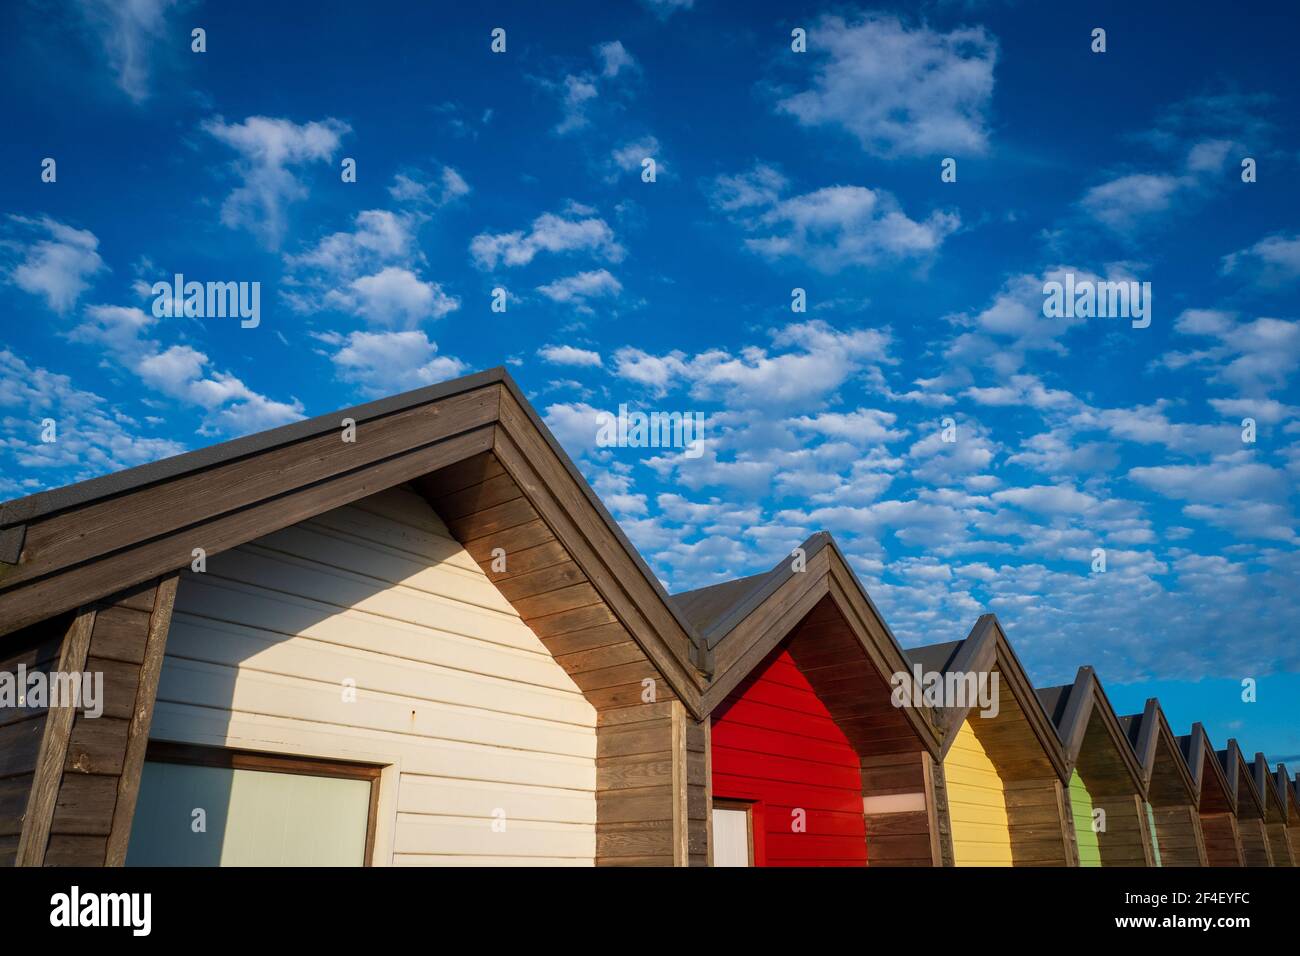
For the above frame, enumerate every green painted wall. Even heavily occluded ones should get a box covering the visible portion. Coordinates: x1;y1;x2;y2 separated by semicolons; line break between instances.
1144;801;1163;866
1070;769;1102;866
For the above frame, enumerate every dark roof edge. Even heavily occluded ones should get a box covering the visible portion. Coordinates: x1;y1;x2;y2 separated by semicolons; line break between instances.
493;373;708;663
702;531;832;648
1;368;710;667
0;367;511;528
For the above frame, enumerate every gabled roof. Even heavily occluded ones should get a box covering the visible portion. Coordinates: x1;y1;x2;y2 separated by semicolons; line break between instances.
1217;739;1265;819
1117;698;1198;805
0;368;708;714
670;532;941;756
1277;764;1300;824
1036;666;1147;797
1177;723;1236;813
1252;752;1287;822
903;614;1070;780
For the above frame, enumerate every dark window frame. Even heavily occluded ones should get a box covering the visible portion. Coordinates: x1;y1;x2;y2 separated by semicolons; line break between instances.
143;741;384;866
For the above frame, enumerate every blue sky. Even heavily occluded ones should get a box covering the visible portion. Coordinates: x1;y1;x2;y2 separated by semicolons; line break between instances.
1;1;1298;765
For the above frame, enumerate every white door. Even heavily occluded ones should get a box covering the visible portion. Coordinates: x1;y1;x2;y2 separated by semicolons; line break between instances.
712;807;751;867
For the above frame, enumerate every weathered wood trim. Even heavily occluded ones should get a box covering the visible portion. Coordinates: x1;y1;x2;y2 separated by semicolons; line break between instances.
15;608;95;866
671;701;688;866
1055;779;1080;865
490;423;702;714
923;753;954;866
702;716;713;868
0;427;496;638
103;575;177;866
2;388;500;595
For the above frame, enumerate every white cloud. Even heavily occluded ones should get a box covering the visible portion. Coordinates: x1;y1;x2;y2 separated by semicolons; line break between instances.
542;401;606;453
286;209;419;277
471;209;624;270
537;269;623;307
613;320;893;408
203;115;350;248
6;216;106;314
1221;233;1300;287
1080;174;1183;232
285;209;460;326
1129;454;1291;505
0;348;185;481
554;74;599;134
786;408;906;445
388;166;470;207
710;168;958;273
992;484;1100;516
328;331;467;396
606;137;663;182
1079;139;1235;234
777;15;997;158
597;41;638;78
69;304;303;435
325;266;459;328
75;0;178;102
1163;309;1300;398
710;164;789;212
538;345;603;368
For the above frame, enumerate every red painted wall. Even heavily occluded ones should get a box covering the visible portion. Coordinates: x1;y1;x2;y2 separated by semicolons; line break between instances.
712;646;867;866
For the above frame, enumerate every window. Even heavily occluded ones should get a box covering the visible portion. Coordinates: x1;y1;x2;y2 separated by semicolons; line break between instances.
712;799;755;867
126;743;382;867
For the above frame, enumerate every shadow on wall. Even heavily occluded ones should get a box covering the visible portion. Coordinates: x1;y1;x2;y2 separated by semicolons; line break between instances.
123;480;461;866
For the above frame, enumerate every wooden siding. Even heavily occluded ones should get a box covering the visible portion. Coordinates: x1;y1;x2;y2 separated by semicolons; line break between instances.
1201;813;1245;866
418;450;702;866
147;485;600;866
711;645;867;866
946;720;1012;866
1144;731;1205;866
1238;816;1273;866
962;665;1073;866
1152;805;1206;867
0;614;72;865
43;579;176;866
1073;715;1152;865
1264;821;1294;866
860;752;943;865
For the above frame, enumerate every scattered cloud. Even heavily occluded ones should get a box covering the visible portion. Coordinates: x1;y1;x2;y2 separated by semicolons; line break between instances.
538;344;603;367
203;115;350;248
5;216;106;314
75;0;179;102
325;330;467;396
709;165;958;272
776;14;998;158
537;269;623;308
471;207;624;270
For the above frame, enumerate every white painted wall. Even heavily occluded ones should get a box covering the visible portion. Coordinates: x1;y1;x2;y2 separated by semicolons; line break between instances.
149;484;598;865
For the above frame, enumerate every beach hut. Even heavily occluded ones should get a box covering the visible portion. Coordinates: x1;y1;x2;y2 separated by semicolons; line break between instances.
1254;753;1295;866
1117;699;1207;866
905;615;1075;866
1219;740;1272;866
671;533;944;866
1282;767;1300;864
1037;668;1155;866
0;369;712;866
1177;724;1245;866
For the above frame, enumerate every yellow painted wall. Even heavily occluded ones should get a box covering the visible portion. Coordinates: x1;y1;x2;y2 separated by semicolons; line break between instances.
946;719;1013;866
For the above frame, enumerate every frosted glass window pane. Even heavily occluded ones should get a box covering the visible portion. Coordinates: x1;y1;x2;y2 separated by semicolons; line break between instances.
127;760;371;866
